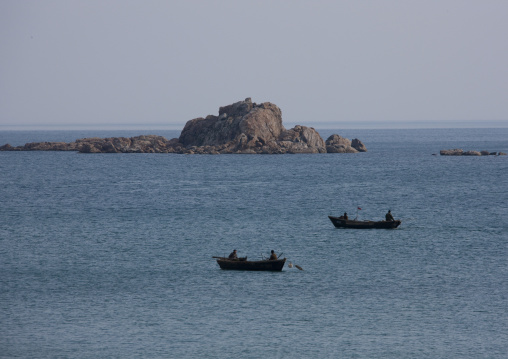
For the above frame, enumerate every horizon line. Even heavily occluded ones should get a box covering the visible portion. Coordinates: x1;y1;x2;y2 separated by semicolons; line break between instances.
1;120;507;131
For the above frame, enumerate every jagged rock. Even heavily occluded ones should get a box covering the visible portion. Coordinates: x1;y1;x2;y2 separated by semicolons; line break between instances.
352;139;367;152
75;135;172;153
325;135;358;153
0;98;366;154
177;98;348;154
463;151;481;156
179;98;284;148
80;142;102;153
279;125;326;153
440;149;503;156
0;144;15;151
440;149;464;156
22;141;75;151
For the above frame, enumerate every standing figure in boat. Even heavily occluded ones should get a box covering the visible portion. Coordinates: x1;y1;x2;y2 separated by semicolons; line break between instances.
385;210;395;222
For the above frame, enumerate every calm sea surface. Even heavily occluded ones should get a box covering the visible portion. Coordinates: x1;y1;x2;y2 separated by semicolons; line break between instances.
0;128;507;358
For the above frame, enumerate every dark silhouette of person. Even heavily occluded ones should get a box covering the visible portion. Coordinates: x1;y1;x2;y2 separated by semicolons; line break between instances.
343;212;348;220
385;210;394;221
228;249;238;259
269;250;277;260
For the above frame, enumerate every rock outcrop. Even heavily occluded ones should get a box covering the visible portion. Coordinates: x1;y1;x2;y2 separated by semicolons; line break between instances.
177;98;329;154
0;98;367;154
0;135;176;153
440;149;506;156
325;134;366;153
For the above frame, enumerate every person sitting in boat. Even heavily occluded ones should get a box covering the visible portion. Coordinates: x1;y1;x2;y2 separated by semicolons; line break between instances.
228;249;238;259
343;212;348;220
385;210;394;221
269;250;277;260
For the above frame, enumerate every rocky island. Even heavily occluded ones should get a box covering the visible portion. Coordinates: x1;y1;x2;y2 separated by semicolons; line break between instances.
440;149;506;156
0;98;366;154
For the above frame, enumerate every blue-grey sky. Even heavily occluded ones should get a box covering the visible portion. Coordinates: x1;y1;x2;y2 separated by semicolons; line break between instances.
1;0;507;129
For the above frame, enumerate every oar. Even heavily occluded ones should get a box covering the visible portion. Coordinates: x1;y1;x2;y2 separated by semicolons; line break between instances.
287;259;303;270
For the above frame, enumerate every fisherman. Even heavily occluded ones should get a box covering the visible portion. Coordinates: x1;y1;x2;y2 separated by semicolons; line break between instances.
385;210;394;221
343;212;348;220
269;250;278;260
228;249;238;259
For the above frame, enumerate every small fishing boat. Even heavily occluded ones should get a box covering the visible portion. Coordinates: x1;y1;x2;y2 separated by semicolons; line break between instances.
328;216;401;229
214;257;286;271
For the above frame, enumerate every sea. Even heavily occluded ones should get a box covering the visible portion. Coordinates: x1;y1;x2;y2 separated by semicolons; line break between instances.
0;128;507;358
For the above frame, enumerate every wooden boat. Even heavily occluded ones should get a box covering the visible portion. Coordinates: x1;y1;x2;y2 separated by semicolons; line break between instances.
215;257;286;271
328;216;401;229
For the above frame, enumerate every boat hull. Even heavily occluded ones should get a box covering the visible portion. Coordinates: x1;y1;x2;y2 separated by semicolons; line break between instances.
328;216;401;229
216;258;286;271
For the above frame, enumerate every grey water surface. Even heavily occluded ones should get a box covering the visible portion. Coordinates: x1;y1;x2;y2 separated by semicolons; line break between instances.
1;128;507;358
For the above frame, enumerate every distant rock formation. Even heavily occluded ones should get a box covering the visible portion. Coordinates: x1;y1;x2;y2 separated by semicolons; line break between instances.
440;149;506;156
0;135;175;153
325;134;366;153
0;98;367;154
176;98;331;154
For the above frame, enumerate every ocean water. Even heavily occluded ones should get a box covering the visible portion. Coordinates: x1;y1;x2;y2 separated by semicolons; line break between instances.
0;128;507;358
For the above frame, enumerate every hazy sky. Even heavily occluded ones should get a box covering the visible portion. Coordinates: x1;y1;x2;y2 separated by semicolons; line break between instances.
1;0;507;129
